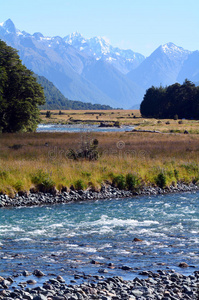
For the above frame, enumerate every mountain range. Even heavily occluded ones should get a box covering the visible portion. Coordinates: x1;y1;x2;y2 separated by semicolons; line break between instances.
36;75;113;110
0;19;199;109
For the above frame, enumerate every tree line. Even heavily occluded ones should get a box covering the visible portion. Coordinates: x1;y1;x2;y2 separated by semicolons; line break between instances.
140;80;199;119
0;39;45;132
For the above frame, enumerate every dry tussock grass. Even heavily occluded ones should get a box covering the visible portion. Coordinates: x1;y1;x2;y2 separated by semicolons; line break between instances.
0;131;199;195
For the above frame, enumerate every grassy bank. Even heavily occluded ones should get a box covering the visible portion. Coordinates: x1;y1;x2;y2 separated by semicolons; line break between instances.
0;131;199;196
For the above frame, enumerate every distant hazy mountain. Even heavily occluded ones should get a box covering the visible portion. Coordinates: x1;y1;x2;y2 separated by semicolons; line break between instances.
127;43;191;89
177;51;199;83
0;19;143;108
0;19;198;109
0;20;116;106
82;59;144;108
64;32;145;74
36;75;113;110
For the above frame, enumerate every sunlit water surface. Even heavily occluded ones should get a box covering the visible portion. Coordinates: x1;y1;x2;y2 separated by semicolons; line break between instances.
37;124;134;132
0;192;198;286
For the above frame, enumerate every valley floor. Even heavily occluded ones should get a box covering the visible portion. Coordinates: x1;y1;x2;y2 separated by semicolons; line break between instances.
40;109;199;134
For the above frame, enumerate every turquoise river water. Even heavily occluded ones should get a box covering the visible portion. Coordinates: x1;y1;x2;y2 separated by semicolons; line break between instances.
0;192;198;286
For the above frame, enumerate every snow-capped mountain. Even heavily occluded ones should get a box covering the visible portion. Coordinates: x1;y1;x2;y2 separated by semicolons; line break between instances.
0;19;198;109
0;18;17;34
161;42;190;60
127;42;192;89
64;32;145;74
0;19;144;108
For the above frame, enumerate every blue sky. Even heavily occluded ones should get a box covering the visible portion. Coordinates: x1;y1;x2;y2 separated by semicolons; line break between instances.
1;0;198;56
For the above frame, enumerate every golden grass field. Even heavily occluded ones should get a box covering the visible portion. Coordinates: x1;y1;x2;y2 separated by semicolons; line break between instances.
1;118;199;196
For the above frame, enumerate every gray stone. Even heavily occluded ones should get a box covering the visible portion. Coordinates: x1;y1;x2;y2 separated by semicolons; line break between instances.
21;291;34;300
33;295;48;300
23;270;32;276
98;268;108;273
121;265;132;270
33;269;45;277
27;279;37;285
49;278;60;285
57;275;65;283
131;289;143;297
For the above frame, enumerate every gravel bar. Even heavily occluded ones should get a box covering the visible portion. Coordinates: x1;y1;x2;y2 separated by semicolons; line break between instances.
0;269;199;299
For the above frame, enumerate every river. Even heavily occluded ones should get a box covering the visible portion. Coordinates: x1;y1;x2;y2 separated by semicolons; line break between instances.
37;124;134;132
0;192;198;286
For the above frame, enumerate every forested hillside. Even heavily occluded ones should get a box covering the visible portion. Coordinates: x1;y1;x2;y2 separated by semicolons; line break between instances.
36;75;113;110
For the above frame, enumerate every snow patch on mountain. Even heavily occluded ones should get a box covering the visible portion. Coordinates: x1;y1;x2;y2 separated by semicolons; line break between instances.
64;32;143;60
64;33;145;73
0;19;145;74
161;42;191;60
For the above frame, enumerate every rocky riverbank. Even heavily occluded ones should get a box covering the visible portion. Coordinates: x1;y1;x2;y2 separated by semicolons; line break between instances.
0;269;198;299
0;183;198;208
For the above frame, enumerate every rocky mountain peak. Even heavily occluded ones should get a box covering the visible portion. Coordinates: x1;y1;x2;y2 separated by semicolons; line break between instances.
2;18;16;34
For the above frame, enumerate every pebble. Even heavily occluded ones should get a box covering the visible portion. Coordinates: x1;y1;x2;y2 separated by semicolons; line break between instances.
33;270;45;277
179;262;189;268
0;183;198;208
0;186;199;300
23;270;32;277
0;270;198;299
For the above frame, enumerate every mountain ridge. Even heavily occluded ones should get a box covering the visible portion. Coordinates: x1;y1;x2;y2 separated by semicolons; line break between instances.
0;19;199;109
0;19;144;108
64;32;145;74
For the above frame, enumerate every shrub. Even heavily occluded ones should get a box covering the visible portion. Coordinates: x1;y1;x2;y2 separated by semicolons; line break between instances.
155;172;167;188
67;149;78;160
9;144;23;150
112;174;126;190
126;173;140;191
31;170;55;192
93;139;99;146
174;169;179;180
74;179;84;190
181;163;199;174
0;171;8;179
67;139;99;161
174;114;178;120
192;176;199;184
114;121;120;127
46;111;52;118
81;171;91;178
14;180;24;192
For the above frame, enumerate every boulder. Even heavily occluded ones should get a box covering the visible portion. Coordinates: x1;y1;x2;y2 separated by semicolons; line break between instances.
133;238;143;242
179;262;189;268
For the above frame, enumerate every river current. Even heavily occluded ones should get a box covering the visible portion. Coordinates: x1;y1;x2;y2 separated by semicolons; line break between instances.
37;124;134;132
0;192;198;285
